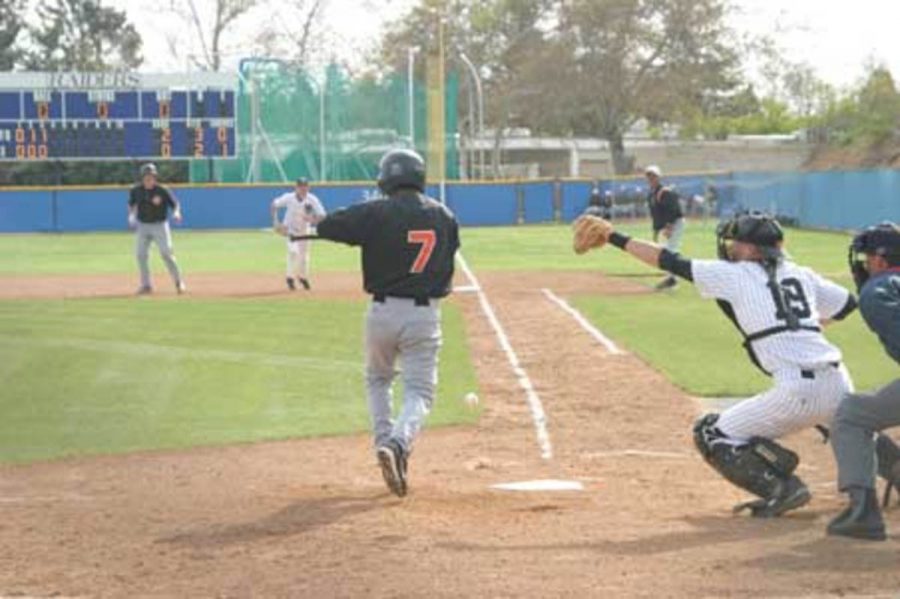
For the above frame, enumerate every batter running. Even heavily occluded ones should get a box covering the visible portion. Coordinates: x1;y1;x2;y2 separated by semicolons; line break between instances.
573;211;858;517
315;149;460;497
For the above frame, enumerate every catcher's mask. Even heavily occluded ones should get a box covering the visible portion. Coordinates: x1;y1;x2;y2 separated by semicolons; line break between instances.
377;149;426;195
848;222;900;291
716;211;784;263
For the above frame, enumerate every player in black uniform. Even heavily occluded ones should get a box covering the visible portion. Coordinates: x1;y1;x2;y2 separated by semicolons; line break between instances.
645;165;685;290
315;149;460;497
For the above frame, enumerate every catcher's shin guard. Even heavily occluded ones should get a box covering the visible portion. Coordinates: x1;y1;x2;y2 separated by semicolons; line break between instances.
693;414;805;514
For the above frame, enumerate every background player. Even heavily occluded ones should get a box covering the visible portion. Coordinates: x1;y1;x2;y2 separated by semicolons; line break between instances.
270;178;326;290
573;211;858;517
128;163;185;295
645;165;685;290
314;149;460;497
828;222;900;541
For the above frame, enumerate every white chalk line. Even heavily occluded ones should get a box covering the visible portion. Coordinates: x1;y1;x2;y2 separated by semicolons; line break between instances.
540;288;624;355
580;449;689;460
455;253;554;460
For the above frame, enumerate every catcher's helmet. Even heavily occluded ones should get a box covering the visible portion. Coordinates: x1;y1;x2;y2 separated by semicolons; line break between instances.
716;211;784;262
377;149;426;195
848;221;900;290
140;163;158;177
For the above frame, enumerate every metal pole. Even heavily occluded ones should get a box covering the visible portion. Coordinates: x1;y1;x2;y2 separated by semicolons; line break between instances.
319;79;326;181
459;53;484;180
407;47;418;148
438;16;446;204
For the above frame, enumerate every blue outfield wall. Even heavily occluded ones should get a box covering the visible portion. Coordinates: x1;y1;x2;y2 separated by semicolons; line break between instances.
0;169;896;233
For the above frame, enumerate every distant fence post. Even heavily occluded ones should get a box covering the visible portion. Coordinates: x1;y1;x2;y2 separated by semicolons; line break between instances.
516;184;525;225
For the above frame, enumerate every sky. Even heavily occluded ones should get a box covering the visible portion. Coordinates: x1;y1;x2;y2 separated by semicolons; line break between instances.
103;0;899;90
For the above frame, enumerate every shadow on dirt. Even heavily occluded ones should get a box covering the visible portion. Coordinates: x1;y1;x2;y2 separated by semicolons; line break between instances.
739;536;899;573
157;493;390;549
435;513;817;555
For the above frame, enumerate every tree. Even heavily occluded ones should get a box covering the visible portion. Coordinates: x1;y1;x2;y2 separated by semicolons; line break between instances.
24;0;142;70
252;0;327;67
158;0;260;71
530;0;740;173
0;0;25;70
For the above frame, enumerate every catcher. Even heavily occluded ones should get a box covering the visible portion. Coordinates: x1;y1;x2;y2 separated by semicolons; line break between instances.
573;212;858;517
270;178;326;291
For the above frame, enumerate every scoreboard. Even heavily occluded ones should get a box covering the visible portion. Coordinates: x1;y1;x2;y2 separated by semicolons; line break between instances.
0;72;237;161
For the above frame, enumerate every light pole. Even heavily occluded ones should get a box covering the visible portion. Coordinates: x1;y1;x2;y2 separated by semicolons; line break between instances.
459;53;484;180
407;46;419;148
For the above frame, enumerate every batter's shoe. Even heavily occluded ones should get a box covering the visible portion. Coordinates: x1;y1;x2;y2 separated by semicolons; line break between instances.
298;278;311;291
286;277;296;291
377;440;408;498
827;487;887;541
734;476;811;518
136;285;153;295
175;280;187;295
655;276;678;291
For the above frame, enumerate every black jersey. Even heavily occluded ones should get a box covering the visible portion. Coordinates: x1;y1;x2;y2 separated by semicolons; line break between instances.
129;184;177;223
647;185;683;232
316;191;460;299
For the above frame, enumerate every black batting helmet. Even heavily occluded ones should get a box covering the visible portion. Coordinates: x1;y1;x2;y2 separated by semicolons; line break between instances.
716;211;784;262
848;222;900;290
377;149;426;195
140;163;158;177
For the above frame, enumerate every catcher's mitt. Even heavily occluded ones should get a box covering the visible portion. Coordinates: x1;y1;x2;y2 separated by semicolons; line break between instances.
572;215;613;254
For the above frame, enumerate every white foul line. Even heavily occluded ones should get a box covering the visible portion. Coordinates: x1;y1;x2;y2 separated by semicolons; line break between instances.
456;253;554;460
540;288;624;355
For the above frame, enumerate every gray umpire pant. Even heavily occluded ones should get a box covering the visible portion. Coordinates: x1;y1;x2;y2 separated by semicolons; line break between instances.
365;297;442;453
832;379;900;490
135;221;182;288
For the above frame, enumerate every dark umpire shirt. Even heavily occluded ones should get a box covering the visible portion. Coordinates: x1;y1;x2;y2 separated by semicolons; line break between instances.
129;184;176;223
647;184;683;233
316;190;460;299
859;268;900;364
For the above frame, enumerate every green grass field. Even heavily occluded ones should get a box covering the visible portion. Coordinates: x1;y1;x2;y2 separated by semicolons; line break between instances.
1;221;894;463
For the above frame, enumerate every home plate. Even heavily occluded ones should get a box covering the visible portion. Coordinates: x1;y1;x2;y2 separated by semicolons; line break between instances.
491;479;585;492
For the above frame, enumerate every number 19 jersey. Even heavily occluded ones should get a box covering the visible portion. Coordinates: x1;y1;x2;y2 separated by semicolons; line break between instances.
692;259;853;374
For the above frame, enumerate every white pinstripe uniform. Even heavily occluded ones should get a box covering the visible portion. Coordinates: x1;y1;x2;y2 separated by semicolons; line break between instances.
692;259;855;442
272;191;326;280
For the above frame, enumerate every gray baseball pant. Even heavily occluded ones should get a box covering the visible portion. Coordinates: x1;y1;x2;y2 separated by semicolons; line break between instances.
832;379;900;490
365;297;442;453
135;221;182;288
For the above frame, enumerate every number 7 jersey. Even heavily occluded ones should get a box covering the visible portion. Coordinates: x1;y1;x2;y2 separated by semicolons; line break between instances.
315;190;460;299
692;259;855;374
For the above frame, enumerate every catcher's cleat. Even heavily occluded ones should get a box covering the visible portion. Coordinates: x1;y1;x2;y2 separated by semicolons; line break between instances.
733;476;810;518
286;277;296;291
377;440;408;498
136;285;153;295
298;278;311;291
827;487;887;541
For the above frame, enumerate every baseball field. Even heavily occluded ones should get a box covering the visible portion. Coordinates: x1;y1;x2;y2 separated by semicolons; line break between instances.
1;220;898;596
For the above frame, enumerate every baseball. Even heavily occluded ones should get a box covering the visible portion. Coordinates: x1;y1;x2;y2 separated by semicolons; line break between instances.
464;392;479;408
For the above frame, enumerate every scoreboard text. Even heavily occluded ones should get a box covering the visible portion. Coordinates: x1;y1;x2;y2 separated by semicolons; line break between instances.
0;72;238;161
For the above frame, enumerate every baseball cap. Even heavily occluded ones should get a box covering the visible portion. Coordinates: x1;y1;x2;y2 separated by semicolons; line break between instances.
645;165;662;177
295;177;309;186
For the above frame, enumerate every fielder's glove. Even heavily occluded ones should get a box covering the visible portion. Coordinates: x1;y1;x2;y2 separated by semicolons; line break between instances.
273;223;288;236
572;215;614;254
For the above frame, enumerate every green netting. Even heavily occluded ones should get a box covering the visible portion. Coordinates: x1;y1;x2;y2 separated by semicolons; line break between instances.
189;60;458;183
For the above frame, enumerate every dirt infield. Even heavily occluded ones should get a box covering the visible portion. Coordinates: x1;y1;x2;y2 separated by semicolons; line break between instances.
1;271;899;597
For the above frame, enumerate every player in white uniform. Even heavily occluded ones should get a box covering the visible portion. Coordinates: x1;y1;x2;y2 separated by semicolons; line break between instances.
583;212;859;517
270;178;326;290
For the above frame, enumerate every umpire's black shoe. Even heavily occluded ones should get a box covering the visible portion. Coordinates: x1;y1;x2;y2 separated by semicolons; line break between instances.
827;487;887;541
298;278;311;291
377;439;408;498
655;275;678;291
286;277;296;291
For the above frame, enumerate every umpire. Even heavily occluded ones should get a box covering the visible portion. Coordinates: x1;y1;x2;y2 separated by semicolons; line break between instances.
828;222;900;541
645;165;685;290
315;149;460;497
128;163;186;295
